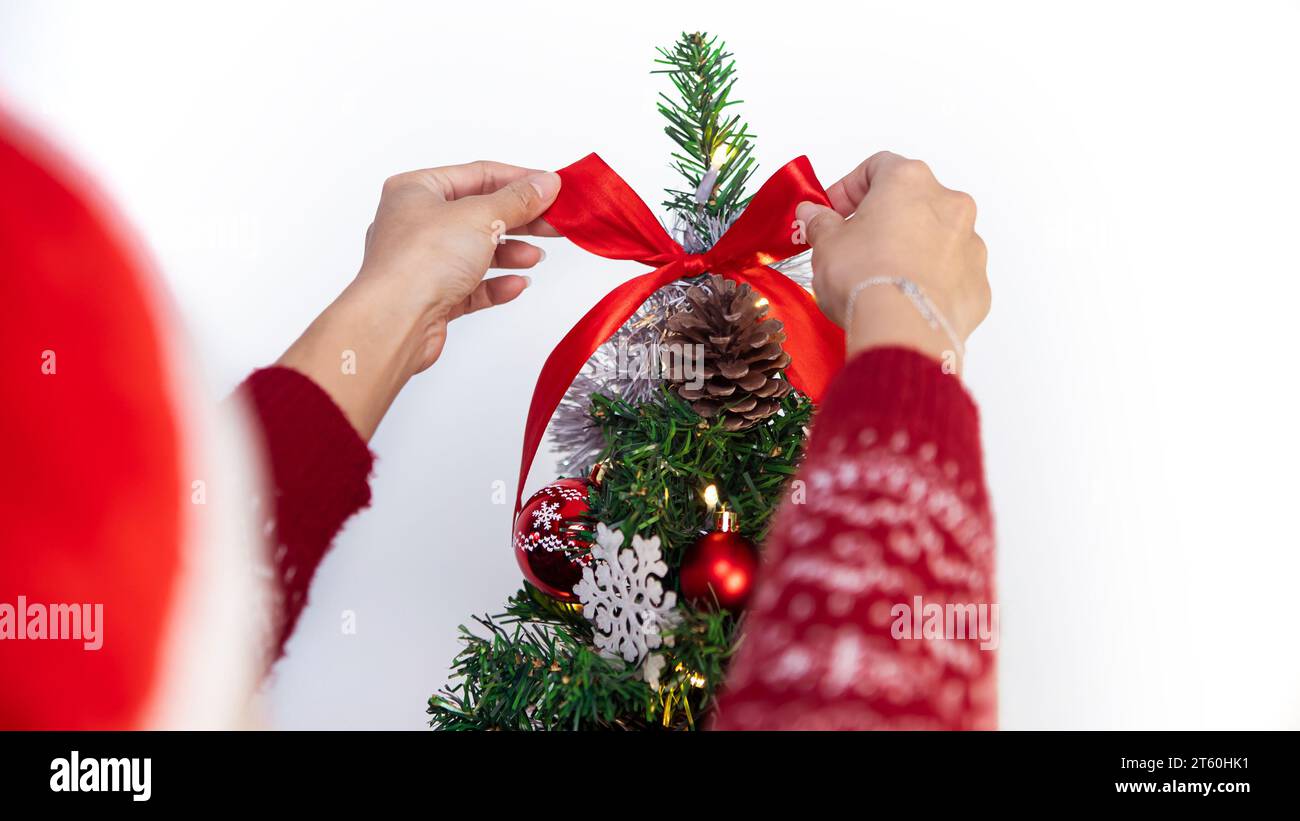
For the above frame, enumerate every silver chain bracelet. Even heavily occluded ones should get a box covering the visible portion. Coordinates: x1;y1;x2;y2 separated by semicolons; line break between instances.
844;276;966;362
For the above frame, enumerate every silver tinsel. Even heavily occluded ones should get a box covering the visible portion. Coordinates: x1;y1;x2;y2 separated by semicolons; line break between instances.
548;211;815;476
770;247;813;287
550;279;692;474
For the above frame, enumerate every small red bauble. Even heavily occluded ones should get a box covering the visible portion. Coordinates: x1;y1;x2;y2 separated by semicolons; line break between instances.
679;512;759;612
513;477;593;602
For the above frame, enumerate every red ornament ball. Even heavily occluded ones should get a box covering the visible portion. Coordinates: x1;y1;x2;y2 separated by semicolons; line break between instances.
513;478;593;602
679;528;759;612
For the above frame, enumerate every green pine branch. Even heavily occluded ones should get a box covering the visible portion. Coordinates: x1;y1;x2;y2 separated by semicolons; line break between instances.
427;589;654;731
586;386;812;565
653;31;757;246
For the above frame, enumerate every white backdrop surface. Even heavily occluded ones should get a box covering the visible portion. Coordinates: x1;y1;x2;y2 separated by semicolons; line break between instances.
3;0;1298;729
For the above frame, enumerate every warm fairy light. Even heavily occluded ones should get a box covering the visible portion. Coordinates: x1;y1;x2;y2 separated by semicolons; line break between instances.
710;143;729;169
754;297;769;309
695;148;727;204
675;663;708;689
703;484;719;511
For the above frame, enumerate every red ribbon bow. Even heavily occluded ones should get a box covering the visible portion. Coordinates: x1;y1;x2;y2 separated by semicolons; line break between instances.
516;153;845;512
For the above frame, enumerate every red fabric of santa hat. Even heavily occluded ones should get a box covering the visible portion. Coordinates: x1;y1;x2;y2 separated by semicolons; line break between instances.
0;106;265;729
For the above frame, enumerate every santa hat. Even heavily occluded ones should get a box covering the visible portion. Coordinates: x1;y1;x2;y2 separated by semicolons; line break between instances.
0;105;267;729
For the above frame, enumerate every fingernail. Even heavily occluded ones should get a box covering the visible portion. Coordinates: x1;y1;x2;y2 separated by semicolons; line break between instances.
528;171;561;200
537;248;547;263
795;201;819;223
522;275;533;288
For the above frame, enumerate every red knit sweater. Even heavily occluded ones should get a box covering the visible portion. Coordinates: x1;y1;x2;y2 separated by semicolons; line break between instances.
241;346;995;728
712;348;996;729
241;367;374;653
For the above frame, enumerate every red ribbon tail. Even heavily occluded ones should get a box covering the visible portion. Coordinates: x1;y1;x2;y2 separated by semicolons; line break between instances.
728;266;845;402
515;262;686;513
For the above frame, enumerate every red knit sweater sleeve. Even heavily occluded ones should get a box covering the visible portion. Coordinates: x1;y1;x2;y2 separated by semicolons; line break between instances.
712;346;996;730
237;366;374;656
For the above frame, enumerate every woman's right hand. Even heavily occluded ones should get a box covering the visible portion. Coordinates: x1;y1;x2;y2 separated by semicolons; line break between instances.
796;151;990;369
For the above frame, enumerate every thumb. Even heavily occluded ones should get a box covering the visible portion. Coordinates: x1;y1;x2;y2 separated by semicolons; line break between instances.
464;171;562;232
796;201;843;248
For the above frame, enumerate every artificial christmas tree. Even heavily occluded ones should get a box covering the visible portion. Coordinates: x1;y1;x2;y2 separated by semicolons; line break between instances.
427;31;843;730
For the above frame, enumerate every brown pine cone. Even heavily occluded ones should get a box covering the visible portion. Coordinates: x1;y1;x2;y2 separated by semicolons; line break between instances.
661;274;793;430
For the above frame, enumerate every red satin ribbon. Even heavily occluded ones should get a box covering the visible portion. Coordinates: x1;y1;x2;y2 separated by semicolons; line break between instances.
516;153;845;512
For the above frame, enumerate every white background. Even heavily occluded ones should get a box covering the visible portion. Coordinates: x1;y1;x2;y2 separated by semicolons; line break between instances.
3;0;1298;729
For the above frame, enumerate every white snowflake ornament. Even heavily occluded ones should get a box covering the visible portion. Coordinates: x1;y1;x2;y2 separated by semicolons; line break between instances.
573;523;678;664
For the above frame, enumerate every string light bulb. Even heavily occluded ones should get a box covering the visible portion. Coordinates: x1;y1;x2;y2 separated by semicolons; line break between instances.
693;144;729;204
710;143;729;169
674;663;708;688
